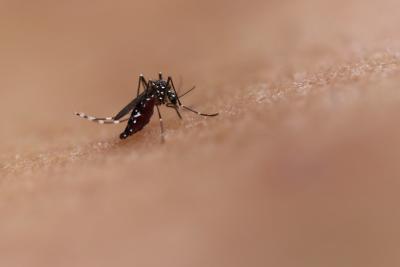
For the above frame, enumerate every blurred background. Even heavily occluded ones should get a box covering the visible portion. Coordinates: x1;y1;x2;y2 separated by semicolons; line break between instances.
1;0;400;266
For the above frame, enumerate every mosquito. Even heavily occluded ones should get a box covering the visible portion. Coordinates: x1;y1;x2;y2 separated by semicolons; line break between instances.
75;73;218;141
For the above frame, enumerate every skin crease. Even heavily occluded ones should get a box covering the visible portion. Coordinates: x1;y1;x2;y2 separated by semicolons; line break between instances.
1;0;400;266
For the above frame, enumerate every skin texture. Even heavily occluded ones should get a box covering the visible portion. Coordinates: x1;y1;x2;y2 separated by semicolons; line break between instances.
1;0;400;266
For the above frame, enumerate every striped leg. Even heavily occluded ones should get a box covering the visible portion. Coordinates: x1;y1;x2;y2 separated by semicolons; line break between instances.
180;105;219;117
75;112;129;124
137;74;148;97
155;106;165;143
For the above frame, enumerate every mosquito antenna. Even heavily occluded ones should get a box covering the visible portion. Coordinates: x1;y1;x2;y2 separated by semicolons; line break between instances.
178;86;196;98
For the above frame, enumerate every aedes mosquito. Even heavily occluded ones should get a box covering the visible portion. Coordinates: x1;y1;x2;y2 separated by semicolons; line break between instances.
75;73;218;141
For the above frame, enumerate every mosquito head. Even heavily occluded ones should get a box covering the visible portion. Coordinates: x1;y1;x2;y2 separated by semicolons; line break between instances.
167;90;178;105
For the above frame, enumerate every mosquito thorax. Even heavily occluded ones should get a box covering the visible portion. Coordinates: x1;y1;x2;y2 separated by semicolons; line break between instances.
149;80;170;104
167;90;178;105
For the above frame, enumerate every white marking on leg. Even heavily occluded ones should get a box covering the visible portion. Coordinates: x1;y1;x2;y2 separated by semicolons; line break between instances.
98;120;104;124
134;113;141;118
113;120;120;124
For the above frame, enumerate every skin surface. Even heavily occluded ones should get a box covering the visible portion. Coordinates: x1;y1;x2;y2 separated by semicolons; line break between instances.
1;0;400;266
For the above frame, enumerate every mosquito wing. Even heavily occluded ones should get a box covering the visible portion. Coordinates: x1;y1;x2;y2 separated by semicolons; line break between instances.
113;91;149;120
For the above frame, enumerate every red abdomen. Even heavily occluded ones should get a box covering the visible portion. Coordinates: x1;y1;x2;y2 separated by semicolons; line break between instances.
120;96;155;139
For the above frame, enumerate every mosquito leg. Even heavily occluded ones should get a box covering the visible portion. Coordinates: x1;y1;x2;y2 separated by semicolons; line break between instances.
181;105;219;117
156;105;165;143
158;72;163;80
75;112;129;124
166;103;183;119
173;107;183;119
112;75;148;121
137;74;148;97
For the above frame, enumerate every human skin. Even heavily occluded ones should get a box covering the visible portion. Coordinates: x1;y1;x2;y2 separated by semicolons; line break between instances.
1;0;400;266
